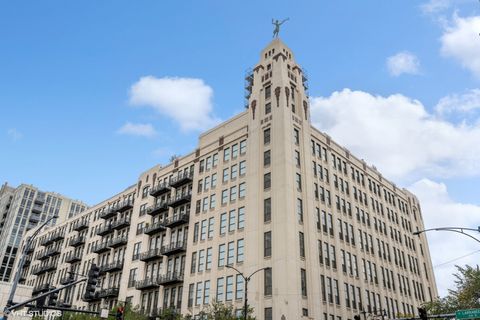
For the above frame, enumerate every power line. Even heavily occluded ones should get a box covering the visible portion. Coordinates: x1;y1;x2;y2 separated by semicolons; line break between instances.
433;249;480;268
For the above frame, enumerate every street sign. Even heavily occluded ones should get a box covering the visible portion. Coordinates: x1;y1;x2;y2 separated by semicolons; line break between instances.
456;309;480;319
100;309;109;318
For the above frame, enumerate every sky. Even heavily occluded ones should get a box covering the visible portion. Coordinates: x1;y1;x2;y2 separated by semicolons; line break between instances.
1;0;479;298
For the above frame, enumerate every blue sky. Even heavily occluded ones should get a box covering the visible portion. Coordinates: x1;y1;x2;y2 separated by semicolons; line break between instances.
1;0;480;296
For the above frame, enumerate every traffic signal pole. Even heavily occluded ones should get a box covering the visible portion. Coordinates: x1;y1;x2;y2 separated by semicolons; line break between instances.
4;277;87;317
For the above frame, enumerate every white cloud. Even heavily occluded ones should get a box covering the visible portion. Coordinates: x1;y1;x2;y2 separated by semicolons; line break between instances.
436;89;480;115
386;52;421;77
310;89;480;179
420;0;452;14
7;128;22;141
117;122;157;138
441;15;480;78
129;76;220;131
408;179;480;297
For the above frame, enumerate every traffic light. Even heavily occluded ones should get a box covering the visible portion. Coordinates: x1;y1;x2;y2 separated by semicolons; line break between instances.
48;290;59;306
84;263;100;299
116;306;125;320
354;315;361;320
418;307;428;320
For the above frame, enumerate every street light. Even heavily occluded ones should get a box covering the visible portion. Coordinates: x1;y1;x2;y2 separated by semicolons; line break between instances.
225;265;270;320
412;226;480;244
4;215;58;319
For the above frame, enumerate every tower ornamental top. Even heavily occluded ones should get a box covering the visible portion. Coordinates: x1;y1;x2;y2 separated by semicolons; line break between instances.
272;18;289;38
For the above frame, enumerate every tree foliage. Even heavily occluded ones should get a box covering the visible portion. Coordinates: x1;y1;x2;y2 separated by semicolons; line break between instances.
424;265;480;314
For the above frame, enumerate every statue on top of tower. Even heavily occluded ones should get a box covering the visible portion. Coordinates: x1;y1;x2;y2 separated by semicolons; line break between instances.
272;18;289;38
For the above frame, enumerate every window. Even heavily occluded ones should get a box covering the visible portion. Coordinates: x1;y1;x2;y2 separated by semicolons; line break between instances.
295;150;301;167
206;247;212;270
232;144;239;158
198;249;205;272
208;217;214;238
264;267;272;295
206;156;212;170
238;207;245;229
264;128;271;144
139;204;147;216
224;147;230;162
265;102;271;114
128;268;137;287
202;197;208;212
227;241;235;265
264;198;271;222
236;275;244;299
240;140;247;155
301;268;307;296
237;239;244;263
264;231;272;257
221;189;228;205
228;210;236;232
294;128;300;144
193;222;199;242
136;222;144;236
218;244;226;267
239;183;246;198
191;252;197;273
216;278;224;302
196;282;203;306
230;186;237;201
296;173;302;191
299;232;305;258
226;276;234;301
200;220;207;240
264;150;271;166
210;194;216;209
264;173;271;189
204;280;210;304
265;85;271;99
142;186;149;198
212;153;219;167
132;242;141;260
188;284;194;307
265;308;273;320
220;213;227;235
297;198;303;223
239;161;246;176
223;169;229;183
211;173;217;188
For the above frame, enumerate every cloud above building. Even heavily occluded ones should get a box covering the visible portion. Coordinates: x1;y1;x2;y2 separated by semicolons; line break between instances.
129;76;221;132
117;122;157;138
386;52;421;77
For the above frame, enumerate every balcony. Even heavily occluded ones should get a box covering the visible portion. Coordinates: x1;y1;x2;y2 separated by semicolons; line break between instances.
47;246;62;257
59;276;75;285
34;196;45;205
139;248;163;262
164;214;189;229
146;202;169;216
167;193;191;208
160;241;187;256
99;208;117;220
23;257;32;267
73;220;89;231
117;200;134;213
143;222;166;236
50;232;65;243
35;250;49;261
31;262;57;275
108;236;127;248
83;292;101;302
150;183;171;197
169;172;193;188
157;272;184;286
99;200;134;219
135;277;159;290
65;253;82;263
97;287;119;299
111;217;130;230
32;283;52;295
69;236;85;247
31;204;43;214
96;223;114;236
29;213;41;223
92;242;110;254
99;261;124;274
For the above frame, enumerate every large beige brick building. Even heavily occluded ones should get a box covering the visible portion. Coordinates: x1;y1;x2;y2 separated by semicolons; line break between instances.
17;39;437;320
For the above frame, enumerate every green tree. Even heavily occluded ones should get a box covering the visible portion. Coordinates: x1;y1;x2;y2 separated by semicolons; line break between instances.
187;301;256;320
424;265;480;314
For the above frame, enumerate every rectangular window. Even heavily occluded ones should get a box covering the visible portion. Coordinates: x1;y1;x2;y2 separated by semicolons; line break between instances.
206;247;212;270
294;128;300;144
208;217;214;238
264;128;271;144
224;147;230;162
264;150;271;166
239;182;246;198
264;267;272;295
221;189;228;205
230;186;237;201
265;102;271;114
236;274;244;299
188;283;194;307
295;150;301;167
218;244;226;267
190;252;197;273
237;239;244;263
216;278;224;302
210;194;216;209
264;231;272;257
227;241;235;265
238;207;245;229
212;153;218;167
193;222;199;242
264;198;271;222
297;198;303;223
239;160;246;175
299;232;305;258
240;140;247;155
198;249;205;272
200;220;207;240
296;173;302;191
264;173;271;189
226;276;234;301
220;213;227;235
265;85;271;99
301;268;307;296
231;164;238;179
232;144;239;158
195;282;203;306
223;168;229;183
211;173;217;187
228;210;236;232
204;280;210;305
265;308;273;320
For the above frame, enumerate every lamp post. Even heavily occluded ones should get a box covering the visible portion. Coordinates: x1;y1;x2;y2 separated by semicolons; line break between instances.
413;226;480;244
4;215;58;319
225;265;270;320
